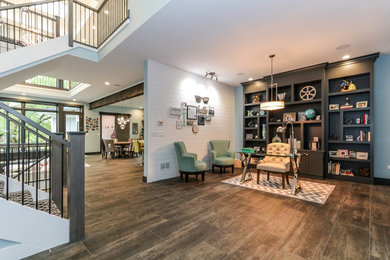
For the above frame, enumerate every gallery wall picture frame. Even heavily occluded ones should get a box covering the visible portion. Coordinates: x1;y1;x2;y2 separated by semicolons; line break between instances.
208;106;215;116
198;115;206;125
187;105;197;120
170;106;182;115
176;120;182;129
132;123;138;134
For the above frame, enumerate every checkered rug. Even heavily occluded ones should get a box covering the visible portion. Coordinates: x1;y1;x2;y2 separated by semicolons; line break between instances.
221;174;335;204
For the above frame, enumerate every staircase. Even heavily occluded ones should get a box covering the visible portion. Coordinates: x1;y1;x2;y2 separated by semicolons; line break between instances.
0;102;85;259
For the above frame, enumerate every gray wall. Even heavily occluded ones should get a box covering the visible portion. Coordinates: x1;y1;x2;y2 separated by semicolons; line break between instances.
234;86;243;152
374;54;390;179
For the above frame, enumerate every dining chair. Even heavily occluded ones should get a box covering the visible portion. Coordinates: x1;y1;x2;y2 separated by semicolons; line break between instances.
102;139;119;159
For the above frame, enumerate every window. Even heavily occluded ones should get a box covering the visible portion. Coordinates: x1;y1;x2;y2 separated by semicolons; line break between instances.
64;106;81;112
25;103;57;111
25;111;57;132
25;75;80;90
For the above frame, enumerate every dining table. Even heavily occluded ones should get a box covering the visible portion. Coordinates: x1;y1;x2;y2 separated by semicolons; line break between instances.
114;141;131;158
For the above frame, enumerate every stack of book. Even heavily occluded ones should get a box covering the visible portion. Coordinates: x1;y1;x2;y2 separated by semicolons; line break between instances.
340;104;353;109
328;161;341;175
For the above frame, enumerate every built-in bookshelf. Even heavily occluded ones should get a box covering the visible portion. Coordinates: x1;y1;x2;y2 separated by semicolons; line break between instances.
325;55;377;184
242;53;378;183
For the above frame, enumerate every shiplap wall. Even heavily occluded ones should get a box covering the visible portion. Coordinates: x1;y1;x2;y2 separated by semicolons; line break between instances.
144;60;235;182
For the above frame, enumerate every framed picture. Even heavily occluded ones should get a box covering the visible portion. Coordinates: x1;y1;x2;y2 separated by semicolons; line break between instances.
197;115;205;125
187;105;197;120
329;151;338;157
349;150;357;159
132;123;138;134
298;112;306;121
246;133;253;139
170;106;182;116
283;112;296;122
337;149;349;158
356;101;368;108
187;120;194;126
208;106;215;116
329;104;339;110
176;120;182;129
356;152;368;160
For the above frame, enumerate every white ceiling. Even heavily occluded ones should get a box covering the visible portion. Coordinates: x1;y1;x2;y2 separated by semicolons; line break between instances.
2;0;390;103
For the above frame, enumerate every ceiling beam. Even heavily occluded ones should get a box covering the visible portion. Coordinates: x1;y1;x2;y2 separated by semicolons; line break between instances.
89;83;144;110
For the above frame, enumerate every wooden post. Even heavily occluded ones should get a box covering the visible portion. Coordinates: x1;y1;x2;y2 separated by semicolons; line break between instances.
67;132;85;242
68;0;74;47
51;133;64;211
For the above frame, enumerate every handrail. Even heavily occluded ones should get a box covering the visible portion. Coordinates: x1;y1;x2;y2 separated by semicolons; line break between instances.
0;102;69;146
0;0;59;11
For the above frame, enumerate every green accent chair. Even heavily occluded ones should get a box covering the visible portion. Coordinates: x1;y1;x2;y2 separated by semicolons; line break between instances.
174;141;206;182
209;140;235;174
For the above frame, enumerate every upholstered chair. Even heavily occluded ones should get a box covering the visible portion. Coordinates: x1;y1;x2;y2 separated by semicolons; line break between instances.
256;143;291;189
173;141;206;182
209;140;235;174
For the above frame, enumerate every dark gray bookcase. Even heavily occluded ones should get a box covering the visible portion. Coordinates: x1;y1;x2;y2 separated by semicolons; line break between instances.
241;53;378;183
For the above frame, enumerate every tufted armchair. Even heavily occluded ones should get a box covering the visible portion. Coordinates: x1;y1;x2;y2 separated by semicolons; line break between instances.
257;143;291;189
174;141;206;182
209;140;235;174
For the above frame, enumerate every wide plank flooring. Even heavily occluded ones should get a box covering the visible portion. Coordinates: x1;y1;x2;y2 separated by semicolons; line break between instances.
27;155;390;259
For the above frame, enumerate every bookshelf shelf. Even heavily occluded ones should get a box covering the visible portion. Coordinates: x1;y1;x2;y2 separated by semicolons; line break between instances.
328;89;370;96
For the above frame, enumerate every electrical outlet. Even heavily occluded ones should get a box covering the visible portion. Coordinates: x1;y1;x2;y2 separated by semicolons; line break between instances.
160;163;165;170
165;162;170;169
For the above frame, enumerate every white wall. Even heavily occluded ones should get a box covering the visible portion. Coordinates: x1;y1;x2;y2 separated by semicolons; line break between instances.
144;60;235;183
84;105;144;153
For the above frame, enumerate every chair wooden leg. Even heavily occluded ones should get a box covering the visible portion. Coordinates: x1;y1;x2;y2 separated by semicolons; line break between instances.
196;173;198;180
220;167;222;174
257;169;260;184
286;173;290;185
202;172;205;182
212;165;215;173
282;174;285;189
232;165;234;173
180;172;183;180
185;174;189;183
267;172;270;181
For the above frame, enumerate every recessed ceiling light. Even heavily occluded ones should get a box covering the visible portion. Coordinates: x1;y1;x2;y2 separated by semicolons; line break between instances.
139;106;143;109
92;26;96;30
104;10;109;14
248;77;253;81
21;93;26;96
72;99;76;101
342;55;350;60
105;82;110;85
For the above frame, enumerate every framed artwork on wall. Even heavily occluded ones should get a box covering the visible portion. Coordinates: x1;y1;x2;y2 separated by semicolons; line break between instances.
187;105;197;120
132;123;138;134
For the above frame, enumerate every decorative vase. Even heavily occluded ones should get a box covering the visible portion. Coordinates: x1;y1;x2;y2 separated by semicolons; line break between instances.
277;92;286;101
262;124;267;139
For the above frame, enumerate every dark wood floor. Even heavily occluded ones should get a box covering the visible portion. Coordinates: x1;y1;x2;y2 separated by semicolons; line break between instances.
27;155;390;260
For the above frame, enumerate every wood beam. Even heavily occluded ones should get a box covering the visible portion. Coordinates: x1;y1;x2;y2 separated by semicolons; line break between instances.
89;83;144;110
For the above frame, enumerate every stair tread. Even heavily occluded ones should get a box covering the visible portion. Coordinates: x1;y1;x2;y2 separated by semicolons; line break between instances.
0;180;61;217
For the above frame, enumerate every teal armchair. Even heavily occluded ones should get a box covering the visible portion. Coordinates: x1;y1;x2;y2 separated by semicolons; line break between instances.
174;141;206;182
209;140;235;174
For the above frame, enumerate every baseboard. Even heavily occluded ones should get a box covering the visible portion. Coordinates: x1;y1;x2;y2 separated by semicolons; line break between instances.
85;152;101;155
374;178;390;185
142;176;147;183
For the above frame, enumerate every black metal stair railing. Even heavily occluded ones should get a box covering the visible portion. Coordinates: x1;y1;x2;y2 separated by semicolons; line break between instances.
0;0;128;53
0;102;69;217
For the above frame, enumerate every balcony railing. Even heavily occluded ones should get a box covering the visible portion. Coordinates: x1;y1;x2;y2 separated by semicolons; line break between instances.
0;0;128;53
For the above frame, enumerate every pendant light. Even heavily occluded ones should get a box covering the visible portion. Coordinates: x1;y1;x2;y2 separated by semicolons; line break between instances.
260;54;285;111
117;101;130;129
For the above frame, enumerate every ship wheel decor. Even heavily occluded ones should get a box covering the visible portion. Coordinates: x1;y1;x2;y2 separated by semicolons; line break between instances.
299;85;316;101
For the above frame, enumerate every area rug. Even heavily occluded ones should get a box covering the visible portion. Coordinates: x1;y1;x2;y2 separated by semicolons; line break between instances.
221;174;335;204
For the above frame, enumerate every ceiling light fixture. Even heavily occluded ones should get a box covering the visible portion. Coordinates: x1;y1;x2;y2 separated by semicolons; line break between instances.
205;71;218;81
260;54;285;111
104;10;109;14
248;77;253;81
117;101;130;130
105;82;110;85
342;55;350;60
